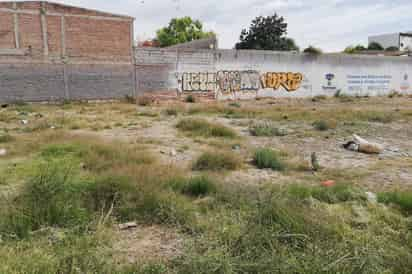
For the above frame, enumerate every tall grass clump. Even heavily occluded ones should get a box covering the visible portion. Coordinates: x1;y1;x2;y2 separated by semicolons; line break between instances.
253;148;285;171
312;119;337;131
378;191;412;214
169;176;217;198
0;162;91;239
287;183;366;204
249;122;287;137
0;133;14;143
193;151;241;171
176;118;237;138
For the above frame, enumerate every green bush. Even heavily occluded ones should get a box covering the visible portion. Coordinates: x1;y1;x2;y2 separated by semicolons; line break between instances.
182;176;217;197
0;133;14;143
193;151;241;171
312;120;336;131
176;118;237;138
168;176;217;198
253;148;285;171
185;95;196;103
249;123;287;137
164;108;178;116
378;191;412;214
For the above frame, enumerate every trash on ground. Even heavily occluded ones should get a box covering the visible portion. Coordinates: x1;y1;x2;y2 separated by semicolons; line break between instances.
343;134;384;154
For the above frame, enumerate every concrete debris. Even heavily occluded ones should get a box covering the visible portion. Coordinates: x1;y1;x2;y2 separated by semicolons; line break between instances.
343;134;384;154
119;222;138;230
365;192;377;203
0;148;7;156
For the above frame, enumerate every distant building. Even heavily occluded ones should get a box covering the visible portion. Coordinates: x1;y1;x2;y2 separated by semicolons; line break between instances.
368;32;412;51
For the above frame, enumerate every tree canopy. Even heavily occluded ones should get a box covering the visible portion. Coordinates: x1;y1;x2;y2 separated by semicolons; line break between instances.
368;42;384;50
155;17;215;47
235;13;299;51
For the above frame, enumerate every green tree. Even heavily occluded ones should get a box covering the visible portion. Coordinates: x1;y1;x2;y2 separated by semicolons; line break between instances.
155;17;215;47
303;46;322;55
385;46;399;52
368;42;384;50
344;44;366;54
235;13;299;51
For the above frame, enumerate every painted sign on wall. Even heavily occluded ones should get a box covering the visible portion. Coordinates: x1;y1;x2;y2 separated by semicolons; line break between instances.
347;74;392;93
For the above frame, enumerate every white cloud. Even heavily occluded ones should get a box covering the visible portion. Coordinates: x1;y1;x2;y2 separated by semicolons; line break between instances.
14;0;412;52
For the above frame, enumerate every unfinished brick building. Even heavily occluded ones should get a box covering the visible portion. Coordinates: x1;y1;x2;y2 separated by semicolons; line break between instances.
0;1;134;62
0;1;136;102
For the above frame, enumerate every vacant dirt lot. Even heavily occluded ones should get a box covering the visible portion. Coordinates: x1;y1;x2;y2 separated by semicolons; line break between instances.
1;95;412;273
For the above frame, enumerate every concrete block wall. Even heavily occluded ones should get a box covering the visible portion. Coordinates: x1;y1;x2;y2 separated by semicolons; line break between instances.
135;48;412;100
0;61;134;102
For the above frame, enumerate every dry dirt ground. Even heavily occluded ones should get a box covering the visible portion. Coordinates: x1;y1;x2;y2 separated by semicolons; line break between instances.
1;96;412;263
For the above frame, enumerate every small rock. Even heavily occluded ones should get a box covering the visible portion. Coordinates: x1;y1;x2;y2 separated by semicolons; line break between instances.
0;149;7;156
118;222;138;230
365;192;377;203
21;120;28;125
232;144;241;151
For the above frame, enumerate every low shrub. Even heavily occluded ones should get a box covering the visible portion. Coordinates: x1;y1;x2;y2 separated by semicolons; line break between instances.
365;112;394;123
0;133;14;143
378;191;412;214
176;118;237;138
249;122;287;137
253;148;285;171
193;151;241;171
311;95;327;102
137;96;153;106
0;163;91;239
124;94;136;104
312;120;336;131
183;177;217;197
185;95;196;103
164;108;178;116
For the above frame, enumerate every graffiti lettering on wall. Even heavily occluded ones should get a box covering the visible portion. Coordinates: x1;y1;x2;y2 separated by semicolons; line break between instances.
216;71;261;94
182;72;216;92
262;72;303;92
181;71;304;93
216;71;241;94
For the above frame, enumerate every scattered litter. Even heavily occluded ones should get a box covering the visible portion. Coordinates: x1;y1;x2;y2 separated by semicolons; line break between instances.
170;149;177;157
343;134;384;154
311;152;321;171
0;148;7;156
118;222;138;230
232;144;241;151
321;180;335;187
21;120;29;125
365;192;377;203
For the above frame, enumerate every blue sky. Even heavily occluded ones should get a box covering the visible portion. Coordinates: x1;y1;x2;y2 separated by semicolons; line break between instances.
16;0;412;51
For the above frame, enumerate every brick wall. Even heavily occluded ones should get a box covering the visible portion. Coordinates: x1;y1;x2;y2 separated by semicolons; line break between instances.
0;1;133;62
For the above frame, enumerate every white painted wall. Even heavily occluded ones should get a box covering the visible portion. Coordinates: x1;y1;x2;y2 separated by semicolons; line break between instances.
135;48;412;100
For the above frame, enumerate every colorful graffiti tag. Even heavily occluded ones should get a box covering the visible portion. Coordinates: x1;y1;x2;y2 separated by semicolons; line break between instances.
262;72;303;92
181;71;304;93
